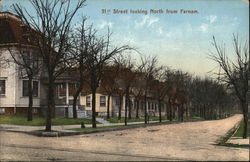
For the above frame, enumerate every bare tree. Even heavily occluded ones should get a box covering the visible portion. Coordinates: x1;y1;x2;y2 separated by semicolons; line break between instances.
209;35;249;138
132;72;144;118
7;44;41;121
165;69;179;121
117;87;125;120
84;28;131;128
190;77;234;120
114;55;137;125
13;0;86;131
173;71;192;122
70;18;95;119
138;55;160;124
102;65;120;119
152;67;167;122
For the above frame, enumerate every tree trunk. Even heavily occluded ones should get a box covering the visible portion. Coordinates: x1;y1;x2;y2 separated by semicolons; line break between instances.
203;104;206;119
27;77;33;121
158;99;162;122
128;98;132;119
177;106;180;121
181;104;184;122
72;94;78;119
107;94;111;119
242;101;248;139
169;104;173;122
173;105;176;119
144;94;147;124
185;104;188;117
136;99;139;118
73;59;84;119
199;104;202;118
72;82;84;119
51;82;56;118
92;89;97;128
45;76;55;131
124;92;128;126
73;81;83;119
52;96;56;118
167;99;171;120
118;94;123;120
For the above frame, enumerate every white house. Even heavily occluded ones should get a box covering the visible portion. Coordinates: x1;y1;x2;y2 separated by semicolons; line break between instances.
0;12;43;114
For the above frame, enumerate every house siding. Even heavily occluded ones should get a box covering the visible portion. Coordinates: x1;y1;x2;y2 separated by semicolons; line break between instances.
80;93;113;116
0;49;41;114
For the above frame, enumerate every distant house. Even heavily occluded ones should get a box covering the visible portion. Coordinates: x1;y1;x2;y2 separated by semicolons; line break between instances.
53;69;126;117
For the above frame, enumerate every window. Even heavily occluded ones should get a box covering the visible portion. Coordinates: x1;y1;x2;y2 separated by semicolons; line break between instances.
100;96;106;107
0;108;5;113
0;80;6;96
23;80;29;96
58;83;66;96
23;80;39;97
115;98;120;106
33;81;38;97
69;83;76;96
86;96;91;107
22;51;39;74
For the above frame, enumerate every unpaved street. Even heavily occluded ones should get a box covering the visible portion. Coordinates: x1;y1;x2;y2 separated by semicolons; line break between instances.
0;114;248;161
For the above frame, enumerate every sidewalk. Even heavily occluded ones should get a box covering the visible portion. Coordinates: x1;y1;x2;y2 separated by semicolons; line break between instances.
0;120;166;133
227;137;250;145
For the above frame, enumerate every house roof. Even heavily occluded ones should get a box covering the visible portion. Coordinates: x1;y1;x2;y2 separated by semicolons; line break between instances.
0;12;35;46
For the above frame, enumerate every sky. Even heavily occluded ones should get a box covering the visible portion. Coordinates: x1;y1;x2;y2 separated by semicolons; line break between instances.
1;0;249;77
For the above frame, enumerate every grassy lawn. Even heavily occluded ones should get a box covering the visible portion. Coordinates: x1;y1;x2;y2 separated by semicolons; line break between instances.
0;115;95;126
233;120;250;137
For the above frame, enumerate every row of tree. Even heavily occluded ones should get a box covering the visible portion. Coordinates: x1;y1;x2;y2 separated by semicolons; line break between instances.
103;59;236;125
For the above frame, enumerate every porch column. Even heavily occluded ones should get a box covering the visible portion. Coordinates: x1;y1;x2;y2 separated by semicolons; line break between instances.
79;92;81;105
66;82;69;105
123;95;126;110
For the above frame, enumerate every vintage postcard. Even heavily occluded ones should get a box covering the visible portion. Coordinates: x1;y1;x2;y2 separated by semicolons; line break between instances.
0;0;249;161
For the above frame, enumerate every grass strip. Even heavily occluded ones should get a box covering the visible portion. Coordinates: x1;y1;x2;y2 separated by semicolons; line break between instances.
233;120;250;137
0;115;97;126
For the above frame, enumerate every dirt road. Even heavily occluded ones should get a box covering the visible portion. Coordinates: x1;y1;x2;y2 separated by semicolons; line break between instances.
0;114;248;161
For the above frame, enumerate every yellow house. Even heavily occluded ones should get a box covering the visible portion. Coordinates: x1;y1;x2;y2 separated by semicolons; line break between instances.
54;81;120;117
80;93;113;116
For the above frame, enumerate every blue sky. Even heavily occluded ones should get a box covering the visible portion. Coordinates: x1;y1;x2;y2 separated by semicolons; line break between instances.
1;0;249;77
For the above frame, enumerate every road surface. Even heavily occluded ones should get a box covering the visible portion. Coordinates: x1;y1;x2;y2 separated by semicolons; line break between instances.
0;114;248;161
